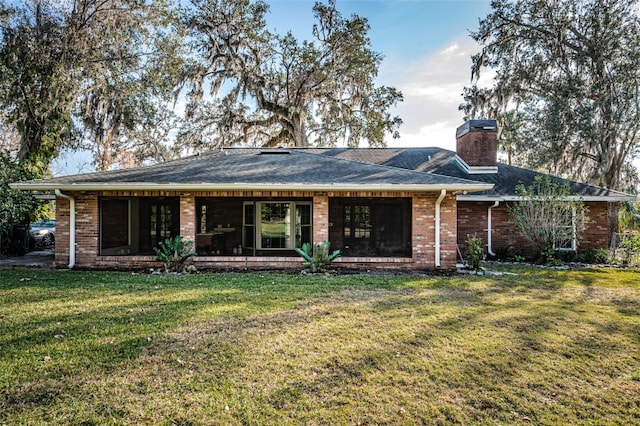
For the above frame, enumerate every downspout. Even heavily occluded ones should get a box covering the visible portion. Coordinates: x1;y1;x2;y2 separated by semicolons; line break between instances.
55;189;75;269
434;189;446;267
487;201;500;257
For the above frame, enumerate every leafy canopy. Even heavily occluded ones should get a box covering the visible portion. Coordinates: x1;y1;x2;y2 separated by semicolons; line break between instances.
462;0;640;191
0;151;40;226
0;0;183;173
181;0;403;149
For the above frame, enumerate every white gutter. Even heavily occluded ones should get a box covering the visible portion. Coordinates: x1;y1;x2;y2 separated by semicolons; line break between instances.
458;194;636;202
55;189;75;269
10;182;494;193
434;189;446;267
487;201;500;257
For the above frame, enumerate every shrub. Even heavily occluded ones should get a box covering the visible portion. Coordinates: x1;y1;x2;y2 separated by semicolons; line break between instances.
154;235;197;273
557;250;578;263
465;234;484;270
493;246;513;261
541;246;565;267
575;248;609;264
295;241;341;273
617;234;640;266
510;175;588;255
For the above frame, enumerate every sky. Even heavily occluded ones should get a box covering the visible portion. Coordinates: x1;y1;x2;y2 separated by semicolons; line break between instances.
265;0;494;150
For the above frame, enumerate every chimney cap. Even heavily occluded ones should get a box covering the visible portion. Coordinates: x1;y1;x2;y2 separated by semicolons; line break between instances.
456;120;498;139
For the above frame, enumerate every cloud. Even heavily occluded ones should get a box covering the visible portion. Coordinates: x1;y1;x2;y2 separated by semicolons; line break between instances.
381;37;487;149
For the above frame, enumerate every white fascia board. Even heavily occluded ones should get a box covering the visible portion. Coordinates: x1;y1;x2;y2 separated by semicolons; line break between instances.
457;194;636;202
11;182;495;193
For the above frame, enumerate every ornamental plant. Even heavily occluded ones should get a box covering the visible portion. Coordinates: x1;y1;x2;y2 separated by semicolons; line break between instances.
465;234;484;270
295;241;341;273
154;235;197;273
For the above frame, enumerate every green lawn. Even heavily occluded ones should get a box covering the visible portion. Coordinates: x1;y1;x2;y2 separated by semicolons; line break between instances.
1;266;639;425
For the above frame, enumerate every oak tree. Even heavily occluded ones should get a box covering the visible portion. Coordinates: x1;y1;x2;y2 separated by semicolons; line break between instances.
181;0;402;149
0;0;183;173
463;0;640;192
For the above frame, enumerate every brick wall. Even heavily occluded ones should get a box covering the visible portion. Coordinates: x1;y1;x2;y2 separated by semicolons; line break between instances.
582;202;610;250
440;194;458;267
180;193;196;244
313;193;329;243
412;192;457;269
457;200;614;259
54;196;70;268
75;193;99;265
56;189;459;271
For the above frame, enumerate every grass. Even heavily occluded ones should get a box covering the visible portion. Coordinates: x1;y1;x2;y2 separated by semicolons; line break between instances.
1;265;639;425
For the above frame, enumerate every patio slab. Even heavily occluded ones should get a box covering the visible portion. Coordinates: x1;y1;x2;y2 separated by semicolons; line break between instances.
0;249;54;268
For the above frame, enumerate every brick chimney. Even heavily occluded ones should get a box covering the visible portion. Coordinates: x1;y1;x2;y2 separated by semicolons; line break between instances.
455;120;498;173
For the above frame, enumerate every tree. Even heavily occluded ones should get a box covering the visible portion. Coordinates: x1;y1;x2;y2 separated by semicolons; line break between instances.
0;152;41;255
463;0;640;192
510;175;588;260
0;0;183;174
181;0;402;149
0;0;75;175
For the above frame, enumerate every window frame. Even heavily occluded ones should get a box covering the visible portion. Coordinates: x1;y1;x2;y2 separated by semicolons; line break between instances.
99;197;134;256
243;201;312;250
99;196;180;256
553;208;578;252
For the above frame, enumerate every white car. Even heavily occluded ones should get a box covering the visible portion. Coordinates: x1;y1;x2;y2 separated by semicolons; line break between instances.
30;219;56;246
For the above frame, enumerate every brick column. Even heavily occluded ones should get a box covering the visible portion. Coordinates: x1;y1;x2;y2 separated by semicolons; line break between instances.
439;194;458;268
74;192;99;266
55;196;70;268
313;193;329;243
412;193;436;267
180;193;196;243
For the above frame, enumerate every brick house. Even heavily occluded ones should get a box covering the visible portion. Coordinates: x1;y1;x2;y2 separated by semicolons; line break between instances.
11;120;633;270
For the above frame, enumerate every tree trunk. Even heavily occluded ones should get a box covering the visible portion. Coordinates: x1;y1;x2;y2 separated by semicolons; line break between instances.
291;114;308;147
608;202;621;249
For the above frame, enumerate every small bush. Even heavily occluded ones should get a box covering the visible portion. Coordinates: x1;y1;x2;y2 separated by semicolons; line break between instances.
557;250;578;263
541;246;565;267
295;241;341;273
493;246;513;261
154;235;197;273
617;234;640;266
465;234;484;270
575;249;609;264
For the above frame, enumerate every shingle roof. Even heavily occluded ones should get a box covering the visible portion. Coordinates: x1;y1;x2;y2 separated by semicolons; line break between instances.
10;146;633;200
10;148;492;192
307;147;633;200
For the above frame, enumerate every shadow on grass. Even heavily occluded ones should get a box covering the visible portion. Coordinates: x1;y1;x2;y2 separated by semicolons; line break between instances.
2;267;639;423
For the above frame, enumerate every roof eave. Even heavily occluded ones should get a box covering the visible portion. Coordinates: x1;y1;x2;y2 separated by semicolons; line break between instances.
457;194;636;202
10;182;494;193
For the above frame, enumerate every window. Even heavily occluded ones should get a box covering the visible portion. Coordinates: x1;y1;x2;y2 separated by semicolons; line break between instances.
199;205;207;234
261;202;290;248
243;203;256;248
296;204;312;247
330;198;411;257
243;201;311;250
554;210;577;251
99;197;179;256
100;199;131;253
149;203;175;248
344;205;371;240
